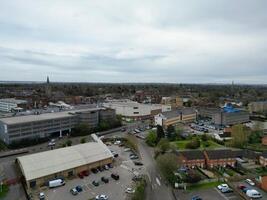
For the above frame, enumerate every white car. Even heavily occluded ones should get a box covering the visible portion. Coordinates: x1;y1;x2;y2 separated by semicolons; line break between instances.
114;140;121;145
39;192;45;200
217;184;229;190
246;189;262;199
96;194;109;200
245;179;255;186
125;187;135;194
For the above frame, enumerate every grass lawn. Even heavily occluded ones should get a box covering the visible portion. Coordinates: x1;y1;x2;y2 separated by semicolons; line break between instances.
172;140;223;150
246;143;267;151
0;184;9;198
187;181;223;191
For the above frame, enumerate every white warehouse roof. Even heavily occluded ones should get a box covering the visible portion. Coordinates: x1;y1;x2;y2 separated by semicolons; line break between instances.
17;136;113;181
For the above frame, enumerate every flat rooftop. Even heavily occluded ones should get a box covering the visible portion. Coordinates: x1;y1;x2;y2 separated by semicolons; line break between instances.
0;98;27;104
17;135;113;181
0;107;102;125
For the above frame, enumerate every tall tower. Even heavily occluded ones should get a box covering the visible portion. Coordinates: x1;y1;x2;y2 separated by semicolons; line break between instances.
45;76;52;97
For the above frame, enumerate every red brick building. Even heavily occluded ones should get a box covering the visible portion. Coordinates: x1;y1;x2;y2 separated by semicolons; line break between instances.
259;151;267;167
204;149;236;168
177;150;205;168
262;136;267;146
259;176;267;192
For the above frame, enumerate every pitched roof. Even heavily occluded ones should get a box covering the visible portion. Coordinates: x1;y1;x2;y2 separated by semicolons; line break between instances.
179;150;205;160
205;149;236;159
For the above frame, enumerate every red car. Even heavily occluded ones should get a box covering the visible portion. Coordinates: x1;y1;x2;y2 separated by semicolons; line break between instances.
78;172;84;179
82;170;89;176
238;184;246;190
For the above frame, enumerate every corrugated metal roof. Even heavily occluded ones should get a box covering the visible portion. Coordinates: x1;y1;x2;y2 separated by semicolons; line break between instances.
17;138;113;181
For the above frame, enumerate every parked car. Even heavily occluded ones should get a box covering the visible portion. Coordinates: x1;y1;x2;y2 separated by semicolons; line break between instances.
101;176;109;183
76;185;83;192
125;187;135;194
104;165;109;170
130;155;139;160
108;163;113;168
191;196;202;200
92;180;100;186
48;179;65;188
114;140;121;145
246;179;255;186
134;161;143;166
121;128;126;132
70;188;78;195
97;166;104;172
246;189;262;199
78;172;84;179
124;148;131;152
132;175;142;182
221;187;233;193
238;184;246;190
95;194;109;200
82;170;89;176
217;184;229;190
91;168;99;174
111;173;119;180
39;192;45;200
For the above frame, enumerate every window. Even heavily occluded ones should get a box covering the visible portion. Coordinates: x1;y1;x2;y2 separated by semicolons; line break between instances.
133;112;139;114
133;107;138;109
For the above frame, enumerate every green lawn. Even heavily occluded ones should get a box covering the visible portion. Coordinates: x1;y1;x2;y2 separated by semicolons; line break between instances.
187;181;223;191
171;140;223;150
0;184;9;198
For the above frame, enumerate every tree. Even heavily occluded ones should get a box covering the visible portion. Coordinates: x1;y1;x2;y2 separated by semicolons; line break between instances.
80;138;86;144
157;138;170;153
145;131;157;147
125;134;139;153
66;140;72;146
185;170;201;183
231;124;249;148
201;134;208;141
156;125;165;142
186;138;200;149
156;153;179;185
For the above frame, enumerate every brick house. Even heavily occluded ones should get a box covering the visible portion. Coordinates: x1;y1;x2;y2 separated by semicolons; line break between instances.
177;150;205;168
262;136;267;146
259;151;267;167
204;149;236;168
259;176;267;192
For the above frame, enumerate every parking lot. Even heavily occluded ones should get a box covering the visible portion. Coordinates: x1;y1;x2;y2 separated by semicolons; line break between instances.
175;187;241;200
38;144;144;200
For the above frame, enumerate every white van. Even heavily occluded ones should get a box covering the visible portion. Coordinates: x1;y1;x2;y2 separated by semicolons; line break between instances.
48;179;65;188
246;189;262;199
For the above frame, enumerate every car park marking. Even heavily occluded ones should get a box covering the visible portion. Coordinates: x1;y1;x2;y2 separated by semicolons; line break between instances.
214;188;229;200
156;177;161;186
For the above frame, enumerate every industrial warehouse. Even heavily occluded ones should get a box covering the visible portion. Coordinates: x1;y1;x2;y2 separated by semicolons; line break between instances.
16;134;113;189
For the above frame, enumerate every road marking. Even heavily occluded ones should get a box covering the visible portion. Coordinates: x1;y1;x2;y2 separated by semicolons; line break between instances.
156;177;161;186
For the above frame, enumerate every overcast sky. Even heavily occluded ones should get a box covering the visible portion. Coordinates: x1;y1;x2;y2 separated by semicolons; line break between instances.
0;0;267;83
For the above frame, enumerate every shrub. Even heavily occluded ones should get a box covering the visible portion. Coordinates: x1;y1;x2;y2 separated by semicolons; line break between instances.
186;138;200;149
145;131;157;147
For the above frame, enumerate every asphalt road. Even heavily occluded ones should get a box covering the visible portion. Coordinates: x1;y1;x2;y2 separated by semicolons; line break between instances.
138;139;174;200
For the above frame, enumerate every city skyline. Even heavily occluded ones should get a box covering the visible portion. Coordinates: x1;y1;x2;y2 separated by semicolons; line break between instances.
0;0;267;84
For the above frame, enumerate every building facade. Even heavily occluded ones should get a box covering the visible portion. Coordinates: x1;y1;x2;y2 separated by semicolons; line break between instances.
17;134;113;189
0;108;115;144
0;98;28;112
212;111;250;126
248;101;267;113
204;150;236;168
177;150;205;168
154;108;196;128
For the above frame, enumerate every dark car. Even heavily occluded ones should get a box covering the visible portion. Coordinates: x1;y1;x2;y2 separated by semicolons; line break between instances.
82;170;89;176
132;175;142;182
97;166;104;172
134;161;143;166
108;163;113;168
111;173;119;180
78;172;84;179
192;196;202;200
101;176;109;183
92;180;100;187
91;168;99;174
76;185;83;192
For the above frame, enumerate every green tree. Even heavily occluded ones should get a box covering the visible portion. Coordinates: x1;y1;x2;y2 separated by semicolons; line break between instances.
145;131;157;147
156;153;179;185
231;124;249;148
157;138;170;153
186;138;200;149
80;138;86;144
66;140;72;146
156;125;165;142
201;134;208;141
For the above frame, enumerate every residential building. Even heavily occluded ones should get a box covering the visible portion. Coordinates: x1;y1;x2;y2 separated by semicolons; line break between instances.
161;96;184;108
154;108;196;128
16;134;113;189
0;98;28;112
103;99;171;120
259;151;267;167
204;149;236;168
259;176;267;192
0;107;115;144
248;101;267;113
177;150;205;168
262;135;267;146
